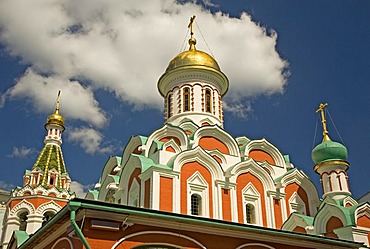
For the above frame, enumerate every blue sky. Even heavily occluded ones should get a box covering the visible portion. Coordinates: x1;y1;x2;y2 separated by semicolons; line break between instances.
0;0;369;199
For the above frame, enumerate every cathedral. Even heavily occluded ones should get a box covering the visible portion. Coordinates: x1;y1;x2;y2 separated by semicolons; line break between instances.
1;17;370;249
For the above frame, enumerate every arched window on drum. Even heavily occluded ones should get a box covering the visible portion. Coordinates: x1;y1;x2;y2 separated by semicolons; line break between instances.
183;87;190;112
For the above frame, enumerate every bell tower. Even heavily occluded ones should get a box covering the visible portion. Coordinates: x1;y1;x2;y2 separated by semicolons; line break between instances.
157;16;229;127
1;92;74;248
312;103;351;200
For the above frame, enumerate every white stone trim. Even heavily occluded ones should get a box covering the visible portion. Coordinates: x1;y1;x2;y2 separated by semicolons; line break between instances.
111;231;206;249
187;171;209;217
35;200;62;215
288;192;306;215
244;139;286;168
51;237;73;249
235;243;276;249
241;183;263;226
192;125;240;157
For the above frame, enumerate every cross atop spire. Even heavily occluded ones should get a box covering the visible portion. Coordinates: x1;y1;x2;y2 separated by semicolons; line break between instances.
316;103;331;141
55;90;61;114
188;15;197;50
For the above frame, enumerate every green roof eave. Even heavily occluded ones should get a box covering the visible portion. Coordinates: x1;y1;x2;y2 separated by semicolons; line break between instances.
107;174;120;184
138;135;148;145
88;190;99;200
284;155;290;163
274;168;296;183
293;213;314;225
19;198;364;249
130;154;169;172
154;140;164;150
72;199;363;248
14;230;29;247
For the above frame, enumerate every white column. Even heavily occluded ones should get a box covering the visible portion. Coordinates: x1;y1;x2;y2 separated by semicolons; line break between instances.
26;214;44;235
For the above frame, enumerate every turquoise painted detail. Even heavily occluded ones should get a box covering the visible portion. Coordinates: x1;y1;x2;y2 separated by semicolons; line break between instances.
311;140;347;164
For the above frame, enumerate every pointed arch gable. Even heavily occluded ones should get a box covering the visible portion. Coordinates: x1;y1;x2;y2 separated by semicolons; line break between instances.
173;146;223;180
245;139;286;168
193;126;240;157
118;155;147;205
229;159;275;190
314;203;351;235
356;203;370;228
120;136;147;169
199;117;216;126
145;125;188;157
16;185;34;197
241;182;263;225
100;156;122;184
179;121;199;136
280;169;320;216
281;213;312;233
36;201;62;215
10;199;35;217
163;139;181;154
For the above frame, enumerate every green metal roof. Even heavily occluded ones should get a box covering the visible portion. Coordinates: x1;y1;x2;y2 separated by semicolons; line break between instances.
19;198;365;249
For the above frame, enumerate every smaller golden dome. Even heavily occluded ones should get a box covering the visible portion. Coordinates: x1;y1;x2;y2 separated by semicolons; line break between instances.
46;112;65;128
166;48;221;72
45;91;65;131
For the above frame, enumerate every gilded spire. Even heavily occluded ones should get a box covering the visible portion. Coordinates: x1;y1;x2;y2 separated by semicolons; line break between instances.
45;91;65;131
188;15;196;50
316;103;331;141
55;90;61;114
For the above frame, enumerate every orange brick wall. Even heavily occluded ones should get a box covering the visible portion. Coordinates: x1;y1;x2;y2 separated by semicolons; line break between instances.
285;183;310;215
160;177;173;212
221;188;232;221
199;136;229;154
180;161;213;218
249;150;275;165
236;173;267;226
273;199;283;229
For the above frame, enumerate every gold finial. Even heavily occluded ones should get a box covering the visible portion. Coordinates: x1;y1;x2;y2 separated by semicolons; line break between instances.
45;91;65;130
188;15;196;50
316;103;331;141
55;90;61;114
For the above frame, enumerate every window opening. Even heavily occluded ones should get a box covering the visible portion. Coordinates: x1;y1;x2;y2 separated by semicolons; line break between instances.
205;89;212;113
167;93;172;119
191;194;201;215
183;87;190;112
42;211;55;226
19;211;28;231
246;204;255;224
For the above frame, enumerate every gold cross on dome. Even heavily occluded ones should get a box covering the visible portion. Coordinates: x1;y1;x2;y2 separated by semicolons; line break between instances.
316;103;331;141
188;15;196;37
55;90;61;114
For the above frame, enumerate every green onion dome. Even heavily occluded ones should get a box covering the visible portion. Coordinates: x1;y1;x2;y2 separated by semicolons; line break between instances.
311;140;348;165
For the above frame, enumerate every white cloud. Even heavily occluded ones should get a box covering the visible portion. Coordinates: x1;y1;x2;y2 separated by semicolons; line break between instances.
0;0;288;120
70;181;94;198
3;69;107;128
7;146;37;158
223;101;253;119
0;180;15;192
67;127;115;154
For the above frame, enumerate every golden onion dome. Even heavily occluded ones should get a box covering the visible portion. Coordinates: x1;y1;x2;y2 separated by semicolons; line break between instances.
166;39;221;72
46;112;65;128
45;91;65;131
